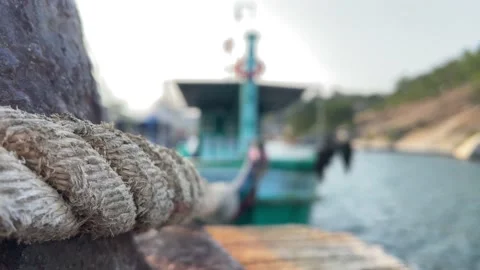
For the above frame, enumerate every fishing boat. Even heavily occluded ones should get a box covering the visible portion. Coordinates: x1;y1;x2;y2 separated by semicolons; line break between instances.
174;81;330;172
168;2;322;171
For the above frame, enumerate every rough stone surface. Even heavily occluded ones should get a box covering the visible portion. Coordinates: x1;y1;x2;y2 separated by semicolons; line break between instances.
0;232;151;270
0;0;102;123
0;0;144;269
135;225;244;270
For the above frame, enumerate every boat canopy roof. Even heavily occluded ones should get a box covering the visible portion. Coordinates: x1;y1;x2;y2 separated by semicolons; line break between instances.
174;79;307;114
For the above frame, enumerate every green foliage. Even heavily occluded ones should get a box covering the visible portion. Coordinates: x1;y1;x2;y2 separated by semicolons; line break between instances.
285;98;317;135
471;74;480;103
286;44;480;135
324;97;355;130
386;128;408;141
382;46;480;107
285;94;384;136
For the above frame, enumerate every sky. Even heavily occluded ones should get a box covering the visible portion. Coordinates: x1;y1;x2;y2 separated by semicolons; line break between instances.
76;0;480;111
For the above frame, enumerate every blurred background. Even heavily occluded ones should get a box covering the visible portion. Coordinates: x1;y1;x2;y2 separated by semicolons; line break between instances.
77;1;480;269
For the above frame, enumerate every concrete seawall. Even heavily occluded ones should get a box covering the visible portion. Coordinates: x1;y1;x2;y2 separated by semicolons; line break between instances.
453;133;480;160
354;135;480;161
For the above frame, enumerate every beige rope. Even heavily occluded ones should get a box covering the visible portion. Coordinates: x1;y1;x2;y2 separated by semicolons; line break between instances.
51;114;175;229
0;147;80;242
0;106;205;243
126;134;205;225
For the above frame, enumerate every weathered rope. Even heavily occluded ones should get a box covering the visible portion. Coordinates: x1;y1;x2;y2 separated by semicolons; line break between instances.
126;134;207;225
0;147;80;242
0;106;205;243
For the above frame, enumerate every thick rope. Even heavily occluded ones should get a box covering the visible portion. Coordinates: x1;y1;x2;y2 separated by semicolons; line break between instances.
51;114;174;229
0;147;80;242
126;134;205;225
0;106;205;243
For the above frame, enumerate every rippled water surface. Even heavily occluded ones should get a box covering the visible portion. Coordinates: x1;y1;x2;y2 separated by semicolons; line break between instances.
199;151;480;270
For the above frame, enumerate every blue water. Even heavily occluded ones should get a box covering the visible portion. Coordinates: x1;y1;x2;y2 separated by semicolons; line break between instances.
199;151;480;270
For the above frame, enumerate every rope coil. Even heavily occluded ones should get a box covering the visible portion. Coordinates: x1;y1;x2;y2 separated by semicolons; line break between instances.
0;106;205;243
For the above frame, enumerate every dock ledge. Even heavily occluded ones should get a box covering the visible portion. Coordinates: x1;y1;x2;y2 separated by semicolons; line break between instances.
137;224;410;270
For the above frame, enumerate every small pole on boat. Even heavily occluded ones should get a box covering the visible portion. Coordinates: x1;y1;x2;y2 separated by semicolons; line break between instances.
235;2;261;154
239;32;259;152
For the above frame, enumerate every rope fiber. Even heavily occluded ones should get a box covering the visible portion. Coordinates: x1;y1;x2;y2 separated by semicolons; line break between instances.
0;106;206;243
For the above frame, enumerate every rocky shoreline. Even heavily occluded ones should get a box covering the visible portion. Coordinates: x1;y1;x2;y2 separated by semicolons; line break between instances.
353;86;480;162
353;137;480;161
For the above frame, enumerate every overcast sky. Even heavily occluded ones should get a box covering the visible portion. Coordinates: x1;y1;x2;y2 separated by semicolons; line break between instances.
77;0;480;110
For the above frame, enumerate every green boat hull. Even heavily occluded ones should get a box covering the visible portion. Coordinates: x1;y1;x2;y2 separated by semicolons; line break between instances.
189;157;315;172
234;199;315;225
197;164;320;226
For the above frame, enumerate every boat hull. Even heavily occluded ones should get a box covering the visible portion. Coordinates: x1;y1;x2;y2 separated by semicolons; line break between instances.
234;199;315;225
198;166;320;225
188;141;317;171
190;157;315;172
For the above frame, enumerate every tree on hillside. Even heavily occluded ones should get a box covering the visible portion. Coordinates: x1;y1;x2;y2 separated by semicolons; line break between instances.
285;93;378;136
382;45;480;107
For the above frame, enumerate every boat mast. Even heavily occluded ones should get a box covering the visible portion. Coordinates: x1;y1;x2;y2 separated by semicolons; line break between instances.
236;2;260;154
